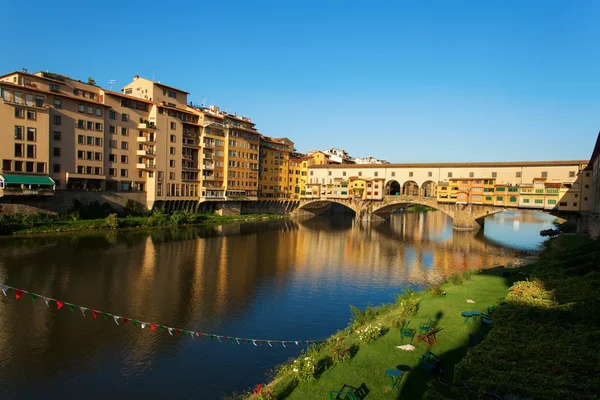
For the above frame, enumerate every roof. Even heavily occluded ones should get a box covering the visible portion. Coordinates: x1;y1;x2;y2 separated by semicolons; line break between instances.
587;131;600;170
103;90;155;104
310;160;588;169
0;80;108;107
154;81;190;94
1;174;55;185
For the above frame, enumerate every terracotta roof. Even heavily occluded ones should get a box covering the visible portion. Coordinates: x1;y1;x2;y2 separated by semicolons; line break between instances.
0;80;109;107
103;90;155;104
310;160;588;169
153;81;190;94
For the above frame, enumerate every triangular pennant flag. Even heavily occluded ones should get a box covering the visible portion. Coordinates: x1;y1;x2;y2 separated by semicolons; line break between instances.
102;313;109;320
113;316;120;325
197;333;202;338
253;340;257;347
182;330;187;336
80;307;87;316
56;301;64;310
133;320;139;327
123;318;129;325
30;293;38;303
92;310;99;319
339;337;343;342
242;339;246;343
168;328;173;336
15;289;23;300
160;326;165;332
68;304;75;312
210;335;215;340
1;286;8;296
141;323;146;329
189;331;194;339
282;341;286;348
217;336;221;343
150;324;156;331
236;338;240;345
43;297;51;307
267;341;272;347
224;336;228;341
295;341;299;346
175;329;180;336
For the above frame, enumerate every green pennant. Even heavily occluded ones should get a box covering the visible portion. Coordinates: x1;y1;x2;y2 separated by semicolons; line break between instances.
182;330;187;336
102;313;109;320
210;335;215;340
133;320;139;327
160;326;165;332
68;304;75;312
30;293;38;303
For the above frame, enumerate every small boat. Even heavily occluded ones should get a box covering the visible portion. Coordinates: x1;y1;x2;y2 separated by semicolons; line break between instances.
540;229;561;237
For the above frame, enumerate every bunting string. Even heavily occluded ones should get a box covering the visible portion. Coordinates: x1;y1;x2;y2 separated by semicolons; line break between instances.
0;284;342;348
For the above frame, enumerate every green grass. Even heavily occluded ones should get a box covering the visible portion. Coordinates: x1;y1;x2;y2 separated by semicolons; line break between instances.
274;271;521;400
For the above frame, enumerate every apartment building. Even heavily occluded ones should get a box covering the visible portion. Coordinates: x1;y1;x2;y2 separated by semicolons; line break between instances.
259;136;292;199
289;152;308;200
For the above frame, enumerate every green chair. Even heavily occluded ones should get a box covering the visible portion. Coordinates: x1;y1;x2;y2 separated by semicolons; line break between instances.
419;319;435;335
487;305;497;314
329;388;359;400
400;327;415;343
481;313;492;325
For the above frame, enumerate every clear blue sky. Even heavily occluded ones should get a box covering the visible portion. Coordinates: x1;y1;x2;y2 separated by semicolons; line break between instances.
2;1;599;162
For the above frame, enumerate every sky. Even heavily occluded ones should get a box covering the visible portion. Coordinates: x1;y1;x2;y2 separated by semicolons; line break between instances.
2;0;599;163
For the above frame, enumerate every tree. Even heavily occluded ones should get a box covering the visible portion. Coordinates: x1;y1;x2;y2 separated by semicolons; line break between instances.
87;77;96;85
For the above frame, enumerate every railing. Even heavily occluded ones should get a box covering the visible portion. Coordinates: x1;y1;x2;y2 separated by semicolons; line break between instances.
1;188;54;196
137;122;156;130
203;154;214;160
203;142;215;148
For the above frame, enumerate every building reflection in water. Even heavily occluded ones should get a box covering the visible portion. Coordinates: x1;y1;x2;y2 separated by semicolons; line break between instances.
0;210;552;399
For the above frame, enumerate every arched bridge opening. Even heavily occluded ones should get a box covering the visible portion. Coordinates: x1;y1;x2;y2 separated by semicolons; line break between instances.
297;200;356;217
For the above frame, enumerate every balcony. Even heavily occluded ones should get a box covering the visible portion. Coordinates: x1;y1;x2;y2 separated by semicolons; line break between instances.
1;188;54;196
137;136;156;144
182;139;200;148
203;153;214;160
203;164;215;170
202;175;215;181
137;162;156;171
137;149;156;158
182;163;201;171
202;120;225;128
137;122;157;131
203;142;215;148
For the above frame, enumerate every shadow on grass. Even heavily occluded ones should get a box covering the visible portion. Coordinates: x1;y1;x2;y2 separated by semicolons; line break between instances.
330;382;370;399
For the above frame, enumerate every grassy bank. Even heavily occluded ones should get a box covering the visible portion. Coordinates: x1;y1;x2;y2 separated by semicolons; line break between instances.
405;205;436;213
0;210;289;236
248;235;597;400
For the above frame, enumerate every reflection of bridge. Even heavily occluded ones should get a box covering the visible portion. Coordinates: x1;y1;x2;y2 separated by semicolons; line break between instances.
297;195;558;230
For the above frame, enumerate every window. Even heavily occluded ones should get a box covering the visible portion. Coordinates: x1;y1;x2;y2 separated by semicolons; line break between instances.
169;172;176;180
374;172;378;177
447;172;453;178
121;155;128;163
109;140;117;148
535;199;543;204
310;171;314;176
26;144;36;158
14;161;22;172
469;172;474;178
170;147;176;155
14;126;24;140
14;108;24;118
49;84;60;93
170;122;176;130
109;154;116;162
36;162;45;173
169;160;175;168
523;199;530;203
14;92;23;104
26;128;36;141
541;171;547;178
496;187;505;192
510;196;517;203
120;169;128;177
496;196;503;201
95;108;101;117
27;110;36;120
121;127;128;136
121;114;129;121
14;143;23;157
86;136;94;145
125;88;132;94
121;141;128;150
73;89;79;96
548;199;557;205
110;125;116;134
391;171;395;177
78;120;85;129
53;131;61;141
94;167;101;175
53;99;62;108
35;96;44;107
485;196;492;201
560;201;567;206
516;171;521;178
26;162;34;172
328;171;332;176
491;172;497;178
109;168;116;176
170;135;176;142
569;171;575;178
53;164;60;173
586;172;590;177
109;110;116;120
86;151;93;160
168;90;177;98
87;121;93;130
94;152;102;161
77;135;84;144
2;160;11;172
585;184;589;189
53;147;60;157
95;123;102;131
78;104;85;113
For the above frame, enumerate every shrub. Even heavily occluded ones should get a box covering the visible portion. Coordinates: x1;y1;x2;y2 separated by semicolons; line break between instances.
430;284;445;297
356;323;384;343
104;213;119;229
463;270;474;280
395;289;420;316
330;343;351;363
291;355;316;382
450;273;463;285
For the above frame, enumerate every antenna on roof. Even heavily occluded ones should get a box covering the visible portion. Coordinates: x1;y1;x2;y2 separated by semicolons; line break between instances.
202;97;206;107
108;80;116;90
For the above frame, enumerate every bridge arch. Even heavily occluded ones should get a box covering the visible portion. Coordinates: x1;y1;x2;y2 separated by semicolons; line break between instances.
402;180;419;196
297;199;357;217
385;180;401;196
420;180;437;197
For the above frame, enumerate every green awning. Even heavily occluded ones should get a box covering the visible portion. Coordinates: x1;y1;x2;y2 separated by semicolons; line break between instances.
0;175;55;186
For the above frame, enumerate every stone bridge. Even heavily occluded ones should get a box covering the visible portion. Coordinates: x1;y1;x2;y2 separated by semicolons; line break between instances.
296;195;511;230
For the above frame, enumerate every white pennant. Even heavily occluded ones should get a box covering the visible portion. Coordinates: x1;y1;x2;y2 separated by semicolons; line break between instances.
295;341;299;346
217;336;222;343
80;307;87;316
113;316;120;325
268;341;272;347
43;297;51;307
190;332;194;340
168;328;173;336
282;342;286;348
253;340;257;347
141;323;146;329
1;286;8;296
236;338;241;345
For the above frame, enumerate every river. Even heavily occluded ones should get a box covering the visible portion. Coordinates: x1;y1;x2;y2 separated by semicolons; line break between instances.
0;210;555;399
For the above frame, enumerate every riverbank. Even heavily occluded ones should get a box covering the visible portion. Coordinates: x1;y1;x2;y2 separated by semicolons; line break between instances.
0;211;289;237
248;234;597;400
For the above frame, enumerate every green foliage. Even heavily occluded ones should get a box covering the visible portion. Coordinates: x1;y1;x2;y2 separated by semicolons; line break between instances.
104;213;119;229
356;323;384;343
463;269;474;280
395;289;420;316
405;204;436;213
329;343;351;363
450;273;463;285
291;354;317;382
430;284;445;297
87;77;96;85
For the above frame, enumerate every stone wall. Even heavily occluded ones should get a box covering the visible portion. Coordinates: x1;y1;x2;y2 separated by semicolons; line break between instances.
0;190;147;215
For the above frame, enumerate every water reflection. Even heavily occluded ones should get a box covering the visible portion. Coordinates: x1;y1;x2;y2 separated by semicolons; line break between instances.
0;211;552;399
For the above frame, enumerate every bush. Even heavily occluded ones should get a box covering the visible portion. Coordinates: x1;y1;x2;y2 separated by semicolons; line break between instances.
291;355;316;382
450;273;463;285
430;284;445;297
395;289;420;316
463;270;474;280
356;323;384;343
104;213;119;229
330;343;351;363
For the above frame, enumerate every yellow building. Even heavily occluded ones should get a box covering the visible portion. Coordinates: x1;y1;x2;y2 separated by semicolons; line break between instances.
289;153;308;200
259;136;293;199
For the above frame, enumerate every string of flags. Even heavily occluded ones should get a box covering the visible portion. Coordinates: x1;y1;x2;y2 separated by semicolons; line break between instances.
0;284;342;348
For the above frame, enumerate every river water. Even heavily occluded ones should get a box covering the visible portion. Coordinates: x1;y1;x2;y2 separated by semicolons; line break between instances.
0;210;555;399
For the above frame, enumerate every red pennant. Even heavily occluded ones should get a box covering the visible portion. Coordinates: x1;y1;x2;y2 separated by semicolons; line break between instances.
151;324;156;331
339;337;343;342
175;329;180;336
224;336;228;341
92;310;98;319
15;290;23;300
197;333;203;337
56;301;64;309
123;318;129;325
242;339;246;343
